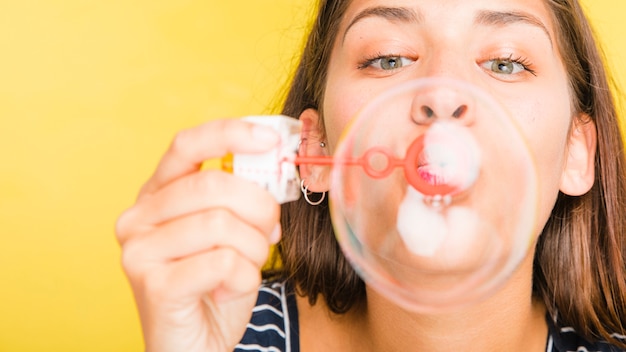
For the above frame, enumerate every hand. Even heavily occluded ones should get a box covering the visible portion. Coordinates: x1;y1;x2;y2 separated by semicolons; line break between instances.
116;119;282;352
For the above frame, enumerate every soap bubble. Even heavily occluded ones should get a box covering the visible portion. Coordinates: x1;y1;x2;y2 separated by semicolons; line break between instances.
329;78;539;312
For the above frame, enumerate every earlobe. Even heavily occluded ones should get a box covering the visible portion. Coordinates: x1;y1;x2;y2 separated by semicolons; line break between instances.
559;114;597;196
298;108;331;193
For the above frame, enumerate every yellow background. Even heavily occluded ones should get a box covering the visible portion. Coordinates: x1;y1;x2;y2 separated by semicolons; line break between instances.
0;1;624;351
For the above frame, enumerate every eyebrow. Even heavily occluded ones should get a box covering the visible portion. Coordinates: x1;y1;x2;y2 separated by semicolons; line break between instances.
342;6;553;48
343;6;422;44
475;10;553;48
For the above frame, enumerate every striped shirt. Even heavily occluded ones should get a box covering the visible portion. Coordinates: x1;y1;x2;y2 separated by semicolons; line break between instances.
547;317;626;352
235;281;299;352
236;281;625;352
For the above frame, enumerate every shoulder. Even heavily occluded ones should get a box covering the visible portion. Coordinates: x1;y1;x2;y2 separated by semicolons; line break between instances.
546;314;626;352
235;280;300;352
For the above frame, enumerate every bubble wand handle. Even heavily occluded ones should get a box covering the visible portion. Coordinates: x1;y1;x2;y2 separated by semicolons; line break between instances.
288;139;458;197
287;145;406;180
290;155;351;166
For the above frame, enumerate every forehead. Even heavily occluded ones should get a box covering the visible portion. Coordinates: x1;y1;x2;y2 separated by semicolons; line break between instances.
340;0;557;38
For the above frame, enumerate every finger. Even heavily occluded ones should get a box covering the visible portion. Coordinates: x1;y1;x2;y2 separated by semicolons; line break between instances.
122;208;276;272
141;119;280;198
116;170;280;244
144;247;262;305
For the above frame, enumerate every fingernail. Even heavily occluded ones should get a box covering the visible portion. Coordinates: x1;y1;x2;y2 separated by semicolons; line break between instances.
269;223;282;244
252;125;279;144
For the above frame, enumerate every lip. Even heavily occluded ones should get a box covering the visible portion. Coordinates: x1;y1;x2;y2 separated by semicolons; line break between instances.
404;123;480;197
417;164;450;186
416;143;456;186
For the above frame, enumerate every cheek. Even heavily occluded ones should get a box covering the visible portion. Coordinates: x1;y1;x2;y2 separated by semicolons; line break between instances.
509;87;572;225
323;78;373;149
522;95;571;172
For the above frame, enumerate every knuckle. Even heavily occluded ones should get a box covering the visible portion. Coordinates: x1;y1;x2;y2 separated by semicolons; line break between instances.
214;247;240;273
267;201;281;223
188;170;228;196
119;240;142;276
220;119;240;137
256;199;280;232
211;118;230;131
202;207;231;230
252;247;270;269
169;128;194;159
199;211;269;267
142;270;172;301
232;259;263;293
244;247;268;269
182;172;211;196
114;207;135;244
171;119;231;156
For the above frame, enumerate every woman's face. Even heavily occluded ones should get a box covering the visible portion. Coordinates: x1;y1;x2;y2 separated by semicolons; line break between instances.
323;0;576;240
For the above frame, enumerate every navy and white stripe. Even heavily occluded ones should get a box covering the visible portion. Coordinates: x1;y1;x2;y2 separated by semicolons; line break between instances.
235;281;299;352
547;315;626;352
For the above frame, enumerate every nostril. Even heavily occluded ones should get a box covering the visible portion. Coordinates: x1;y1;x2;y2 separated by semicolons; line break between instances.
422;106;435;118
452;105;467;118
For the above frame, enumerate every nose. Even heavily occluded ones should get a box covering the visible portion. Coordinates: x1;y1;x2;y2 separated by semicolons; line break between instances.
410;85;474;126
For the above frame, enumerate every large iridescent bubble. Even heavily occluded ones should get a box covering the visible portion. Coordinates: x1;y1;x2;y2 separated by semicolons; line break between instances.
329;78;539;312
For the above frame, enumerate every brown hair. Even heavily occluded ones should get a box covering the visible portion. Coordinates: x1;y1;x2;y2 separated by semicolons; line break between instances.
265;0;626;346
534;0;626;346
267;0;365;314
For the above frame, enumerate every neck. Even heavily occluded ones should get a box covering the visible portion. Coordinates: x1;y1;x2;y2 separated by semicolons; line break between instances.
355;253;548;352
297;252;548;352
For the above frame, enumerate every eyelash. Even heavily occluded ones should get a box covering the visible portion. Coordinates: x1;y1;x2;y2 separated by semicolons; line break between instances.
357;52;537;77
357;52;411;70
488;54;537;76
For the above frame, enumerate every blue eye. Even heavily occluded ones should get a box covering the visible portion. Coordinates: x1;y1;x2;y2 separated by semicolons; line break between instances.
489;59;523;74
481;56;535;76
361;55;415;71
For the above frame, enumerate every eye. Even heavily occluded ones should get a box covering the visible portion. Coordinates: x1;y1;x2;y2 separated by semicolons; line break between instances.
360;55;415;71
481;56;536;76
488;59;523;74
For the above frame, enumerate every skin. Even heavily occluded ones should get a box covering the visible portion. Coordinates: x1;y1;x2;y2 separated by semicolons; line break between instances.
298;0;596;351
116;121;283;351
117;0;597;351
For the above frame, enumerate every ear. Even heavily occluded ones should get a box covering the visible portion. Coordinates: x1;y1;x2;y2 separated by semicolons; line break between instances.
298;108;331;193
559;114;597;196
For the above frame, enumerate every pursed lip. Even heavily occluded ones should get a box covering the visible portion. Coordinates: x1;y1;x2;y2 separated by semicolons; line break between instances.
404;122;480;198
416;144;455;186
417;163;451;186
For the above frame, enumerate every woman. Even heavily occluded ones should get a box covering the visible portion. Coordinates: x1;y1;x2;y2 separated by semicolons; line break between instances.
116;0;626;350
